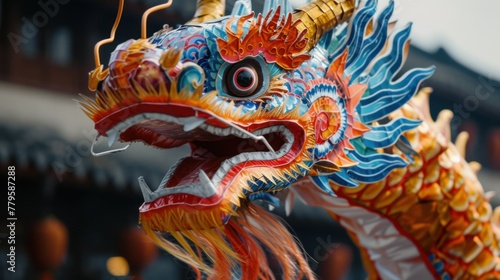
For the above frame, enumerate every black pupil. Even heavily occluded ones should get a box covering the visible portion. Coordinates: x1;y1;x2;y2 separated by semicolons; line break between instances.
236;70;253;88
224;59;262;98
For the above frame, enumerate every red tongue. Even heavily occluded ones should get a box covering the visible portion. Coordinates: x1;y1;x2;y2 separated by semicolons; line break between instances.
164;157;227;189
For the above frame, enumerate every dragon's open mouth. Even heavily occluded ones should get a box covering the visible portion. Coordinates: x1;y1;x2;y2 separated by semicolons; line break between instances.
96;104;304;212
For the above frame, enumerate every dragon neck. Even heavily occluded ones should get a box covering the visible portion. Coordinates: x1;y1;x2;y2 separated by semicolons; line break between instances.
295;98;500;279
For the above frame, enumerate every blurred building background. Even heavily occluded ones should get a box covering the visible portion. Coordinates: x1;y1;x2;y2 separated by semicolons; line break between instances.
0;0;499;279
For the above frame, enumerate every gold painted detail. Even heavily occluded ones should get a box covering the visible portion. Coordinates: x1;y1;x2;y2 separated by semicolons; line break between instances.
186;0;226;24
292;0;355;51
330;90;500;278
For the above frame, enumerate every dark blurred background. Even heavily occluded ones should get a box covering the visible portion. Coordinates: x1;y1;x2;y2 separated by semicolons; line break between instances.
0;0;499;279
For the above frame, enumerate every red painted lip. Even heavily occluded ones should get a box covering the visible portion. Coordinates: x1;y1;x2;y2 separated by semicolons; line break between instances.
96;102;306;212
95;103;226;137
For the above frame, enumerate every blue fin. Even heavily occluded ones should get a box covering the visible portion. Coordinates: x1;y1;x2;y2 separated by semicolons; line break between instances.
363;118;421;149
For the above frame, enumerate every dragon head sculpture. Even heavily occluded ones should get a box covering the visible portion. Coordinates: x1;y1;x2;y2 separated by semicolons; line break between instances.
81;0;435;278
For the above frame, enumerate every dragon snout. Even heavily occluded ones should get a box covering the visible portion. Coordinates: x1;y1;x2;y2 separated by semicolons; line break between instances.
102;39;206;100
99;39;171;94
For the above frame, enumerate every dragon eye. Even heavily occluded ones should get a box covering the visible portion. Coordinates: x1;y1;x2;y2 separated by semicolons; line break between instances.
223;59;265;98
231;66;257;94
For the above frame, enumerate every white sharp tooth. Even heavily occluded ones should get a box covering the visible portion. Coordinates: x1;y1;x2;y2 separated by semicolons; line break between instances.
115;122;127;132
138;176;153;202
106;130;118;147
212;172;223;185
268;204;276;211
285;143;292;150
181;117;205;132
123;119;132;126
202;112;280;155
159;157;186;188
126;115;140;126
237;153;248;162
231;128;244;138
198;170;217;196
221;160;233;173
204;125;215;134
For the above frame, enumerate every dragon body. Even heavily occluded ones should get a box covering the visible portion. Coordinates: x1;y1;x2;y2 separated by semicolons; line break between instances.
80;0;500;279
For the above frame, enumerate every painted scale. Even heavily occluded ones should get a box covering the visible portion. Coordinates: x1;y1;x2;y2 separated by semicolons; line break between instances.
80;0;500;279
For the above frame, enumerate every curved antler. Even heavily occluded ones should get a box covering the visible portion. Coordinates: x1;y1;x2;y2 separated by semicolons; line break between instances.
186;0;226;24
293;0;356;52
88;0;125;91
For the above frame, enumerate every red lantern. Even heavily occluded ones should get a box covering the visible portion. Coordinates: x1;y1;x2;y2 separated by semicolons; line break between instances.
26;216;68;280
119;227;158;279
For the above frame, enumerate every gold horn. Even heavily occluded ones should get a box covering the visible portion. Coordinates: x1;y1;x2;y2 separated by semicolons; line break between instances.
186;0;226;24
293;0;356;52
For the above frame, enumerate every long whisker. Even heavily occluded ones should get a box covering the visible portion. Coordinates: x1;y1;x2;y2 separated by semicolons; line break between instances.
91;135;131;157
141;0;173;39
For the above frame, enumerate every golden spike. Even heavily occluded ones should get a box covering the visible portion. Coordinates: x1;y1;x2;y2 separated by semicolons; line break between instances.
192;83;204;100
78;106;97;119
267;106;283;119
230;104;244;119
132;80;148;99
469;161;482;175
289;165;302;176
224;100;236;117
292;0;356;52
78;102;98;115
298;162;311;174
186;0;226;25
485;191;495;201
106;89;121;106
144;78;158;97
491;206;500;228
105;89;120;107
435;109;453;142
141;0;173;39
266;172;276;185
284;104;302;119
200;90;218;103
78;94;99;111
96;91;111;110
160;48;182;70
455;131;469;158
411;87;433;124
229;193;242;207
282;170;295;181
158;78;168;96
